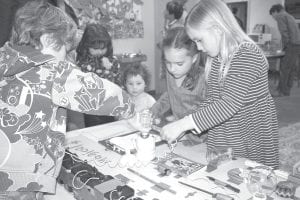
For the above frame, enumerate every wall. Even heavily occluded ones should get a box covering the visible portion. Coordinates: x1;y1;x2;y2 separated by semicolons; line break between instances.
113;0;155;90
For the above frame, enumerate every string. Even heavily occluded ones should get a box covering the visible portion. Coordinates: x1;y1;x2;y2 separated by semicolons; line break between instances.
109;190;126;200
71;170;98;190
65;150;85;163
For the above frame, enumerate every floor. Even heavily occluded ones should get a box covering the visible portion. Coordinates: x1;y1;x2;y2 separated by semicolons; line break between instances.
270;80;300;173
270;79;300;127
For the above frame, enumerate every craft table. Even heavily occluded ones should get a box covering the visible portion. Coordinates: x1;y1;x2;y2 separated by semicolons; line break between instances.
265;50;285;84
265;50;285;71
45;120;299;200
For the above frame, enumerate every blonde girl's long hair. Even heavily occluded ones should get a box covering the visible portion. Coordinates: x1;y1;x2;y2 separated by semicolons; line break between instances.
185;0;254;83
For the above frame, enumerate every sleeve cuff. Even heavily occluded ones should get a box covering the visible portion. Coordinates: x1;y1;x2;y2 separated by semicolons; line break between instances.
188;114;201;133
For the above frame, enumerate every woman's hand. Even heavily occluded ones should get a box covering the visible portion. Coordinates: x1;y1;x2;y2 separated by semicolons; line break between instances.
160;116;195;144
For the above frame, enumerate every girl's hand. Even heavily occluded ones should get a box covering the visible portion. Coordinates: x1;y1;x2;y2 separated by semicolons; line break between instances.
160;116;195;144
102;57;113;70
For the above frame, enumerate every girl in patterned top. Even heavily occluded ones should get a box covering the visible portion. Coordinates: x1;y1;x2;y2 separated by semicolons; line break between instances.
160;0;279;168
75;23;121;127
76;23;120;85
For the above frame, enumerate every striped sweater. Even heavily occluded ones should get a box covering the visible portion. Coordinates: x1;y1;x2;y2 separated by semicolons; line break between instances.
191;42;279;168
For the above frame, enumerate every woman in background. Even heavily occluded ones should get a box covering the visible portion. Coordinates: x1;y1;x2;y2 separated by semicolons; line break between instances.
0;1;134;199
164;0;187;31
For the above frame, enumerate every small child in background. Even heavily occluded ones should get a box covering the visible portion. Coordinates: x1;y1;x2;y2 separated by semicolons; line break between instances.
121;64;156;113
151;27;206;124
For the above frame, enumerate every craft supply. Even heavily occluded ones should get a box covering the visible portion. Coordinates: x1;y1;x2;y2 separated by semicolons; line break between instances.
227;168;244;185
127;168;176;194
207;176;240;193
135;132;156;163
246;166;277;200
206;147;233;166
244;160;263;168
275;181;296;198
178;181;234;200
155;152;205;177
139;109;153;133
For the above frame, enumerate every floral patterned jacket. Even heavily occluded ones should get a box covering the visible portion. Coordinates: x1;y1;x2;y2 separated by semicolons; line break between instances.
0;43;134;193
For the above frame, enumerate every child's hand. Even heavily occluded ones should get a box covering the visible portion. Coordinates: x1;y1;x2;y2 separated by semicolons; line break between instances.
153;118;161;125
160;116;194;144
102;57;113;70
165;115;175;122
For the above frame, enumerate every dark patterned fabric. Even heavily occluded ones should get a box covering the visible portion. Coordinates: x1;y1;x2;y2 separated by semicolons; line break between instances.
79;55;121;85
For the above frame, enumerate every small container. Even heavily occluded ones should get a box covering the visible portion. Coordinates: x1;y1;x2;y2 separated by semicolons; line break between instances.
138;109;153;132
135;133;156;163
246;166;277;200
206;147;233;166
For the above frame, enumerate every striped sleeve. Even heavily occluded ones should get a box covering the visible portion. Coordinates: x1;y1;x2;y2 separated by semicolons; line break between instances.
191;43;266;132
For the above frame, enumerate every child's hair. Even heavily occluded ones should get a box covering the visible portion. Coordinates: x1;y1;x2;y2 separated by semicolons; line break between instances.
121;63;151;91
269;4;284;15
76;24;113;63
10;0;77;51
162;27;204;91
186;0;253;82
166;1;184;20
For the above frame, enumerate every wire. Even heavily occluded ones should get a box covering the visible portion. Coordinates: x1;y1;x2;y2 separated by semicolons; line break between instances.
109;190;125;200
65;150;85;163
109;189;117;200
168;139;178;152
71;170;99;190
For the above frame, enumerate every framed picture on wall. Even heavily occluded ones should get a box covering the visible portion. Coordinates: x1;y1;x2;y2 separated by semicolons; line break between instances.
227;1;248;32
285;0;300;19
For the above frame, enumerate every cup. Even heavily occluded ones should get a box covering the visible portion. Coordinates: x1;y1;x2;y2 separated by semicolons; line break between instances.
138;109;153;133
246;166;277;200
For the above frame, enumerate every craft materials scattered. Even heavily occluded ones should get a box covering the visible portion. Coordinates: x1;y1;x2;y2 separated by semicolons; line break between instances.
275;181;296;198
57;149;138;200
155;152;205;177
178;181;234;200
207;176;240;193
127;168;176;194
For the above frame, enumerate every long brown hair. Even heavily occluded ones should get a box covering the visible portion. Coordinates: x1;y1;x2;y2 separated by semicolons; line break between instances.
162;27;205;91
